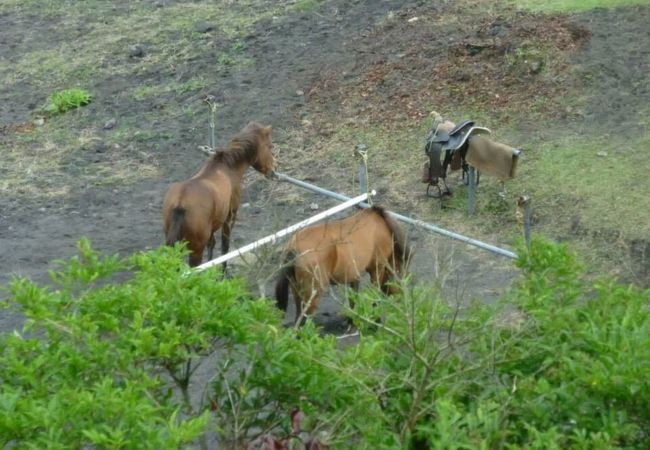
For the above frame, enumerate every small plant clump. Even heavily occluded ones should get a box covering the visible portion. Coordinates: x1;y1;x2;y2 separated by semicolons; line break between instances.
44;88;92;114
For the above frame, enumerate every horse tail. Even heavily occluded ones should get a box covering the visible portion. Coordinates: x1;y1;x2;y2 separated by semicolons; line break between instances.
275;251;296;312
371;205;413;267
166;207;186;246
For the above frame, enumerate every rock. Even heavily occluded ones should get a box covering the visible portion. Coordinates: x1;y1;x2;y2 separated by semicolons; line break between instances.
296;89;304;96
103;118;116;130
196;21;214;33
596;151;608;157
33;117;45;126
309;203;319;210
489;21;508;38
453;69;471;82
242;202;251;208
465;39;495;56
529;60;543;74
129;44;146;58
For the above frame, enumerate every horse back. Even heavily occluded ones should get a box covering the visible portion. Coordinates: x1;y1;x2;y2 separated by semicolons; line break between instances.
345;211;395;267
287;211;394;284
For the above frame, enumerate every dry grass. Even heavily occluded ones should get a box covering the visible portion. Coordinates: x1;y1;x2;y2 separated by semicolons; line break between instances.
1;122;159;199
0;1;307;201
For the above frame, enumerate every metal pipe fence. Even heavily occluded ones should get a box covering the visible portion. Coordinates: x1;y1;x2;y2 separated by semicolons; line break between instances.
272;171;518;259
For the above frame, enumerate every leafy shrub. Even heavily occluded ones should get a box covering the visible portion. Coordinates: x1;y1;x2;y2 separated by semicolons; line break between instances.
44;88;92;114
0;239;278;448
1;237;648;448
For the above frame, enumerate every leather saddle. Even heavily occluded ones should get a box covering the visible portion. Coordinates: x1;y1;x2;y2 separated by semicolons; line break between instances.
423;120;491;196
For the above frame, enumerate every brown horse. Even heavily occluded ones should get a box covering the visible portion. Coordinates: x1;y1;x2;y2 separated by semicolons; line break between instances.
163;121;274;268
275;206;413;325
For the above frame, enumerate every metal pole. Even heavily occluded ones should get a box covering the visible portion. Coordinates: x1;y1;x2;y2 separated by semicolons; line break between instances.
522;196;532;250
205;95;217;150
274;172;371;207
390;209;517;259
355;144;368;198
272;172;517;259
467;165;476;215
193;191;375;272
358;159;367;196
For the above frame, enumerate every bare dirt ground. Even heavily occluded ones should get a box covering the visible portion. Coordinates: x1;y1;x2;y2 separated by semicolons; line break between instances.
2;0;649;335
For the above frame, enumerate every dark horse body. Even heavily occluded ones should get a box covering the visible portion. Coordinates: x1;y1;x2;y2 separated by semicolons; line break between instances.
163;122;274;267
275;206;412;325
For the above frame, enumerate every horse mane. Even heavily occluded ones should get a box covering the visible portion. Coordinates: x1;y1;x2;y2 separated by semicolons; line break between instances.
208;122;264;169
370;205;413;265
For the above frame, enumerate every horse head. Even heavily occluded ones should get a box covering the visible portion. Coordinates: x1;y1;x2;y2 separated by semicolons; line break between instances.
250;122;275;177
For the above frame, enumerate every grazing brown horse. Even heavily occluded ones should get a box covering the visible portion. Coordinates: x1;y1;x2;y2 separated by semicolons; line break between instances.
163;121;274;267
275;206;413;325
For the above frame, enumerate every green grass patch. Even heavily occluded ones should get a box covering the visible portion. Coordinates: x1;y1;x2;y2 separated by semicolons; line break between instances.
292;0;323;12
509;132;650;239
44;88;92;114
508;0;649;12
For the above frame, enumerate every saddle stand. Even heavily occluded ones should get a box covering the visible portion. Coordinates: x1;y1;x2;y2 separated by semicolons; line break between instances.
422;120;491;200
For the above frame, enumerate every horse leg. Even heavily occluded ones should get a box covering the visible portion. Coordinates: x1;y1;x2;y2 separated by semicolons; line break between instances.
368;268;395;326
293;287;303;327
294;279;322;327
221;210;238;274
188;241;204;268
207;233;216;261
369;266;390;294
298;289;321;327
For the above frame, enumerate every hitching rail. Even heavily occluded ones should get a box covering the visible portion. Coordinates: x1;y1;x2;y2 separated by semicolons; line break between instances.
272;171;517;260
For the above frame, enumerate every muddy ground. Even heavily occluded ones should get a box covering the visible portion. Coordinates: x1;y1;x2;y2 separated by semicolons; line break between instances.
2;0;649;336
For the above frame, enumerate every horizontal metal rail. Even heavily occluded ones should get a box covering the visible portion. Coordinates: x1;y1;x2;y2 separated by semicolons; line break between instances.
194;191;375;272
273;171;517;259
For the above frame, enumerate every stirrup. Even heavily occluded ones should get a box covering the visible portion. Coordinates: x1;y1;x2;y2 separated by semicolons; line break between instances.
426;182;442;198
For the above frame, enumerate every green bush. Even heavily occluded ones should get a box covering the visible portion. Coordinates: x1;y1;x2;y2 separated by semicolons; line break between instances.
0;239;278;448
2;237;648;448
44;88;92;114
